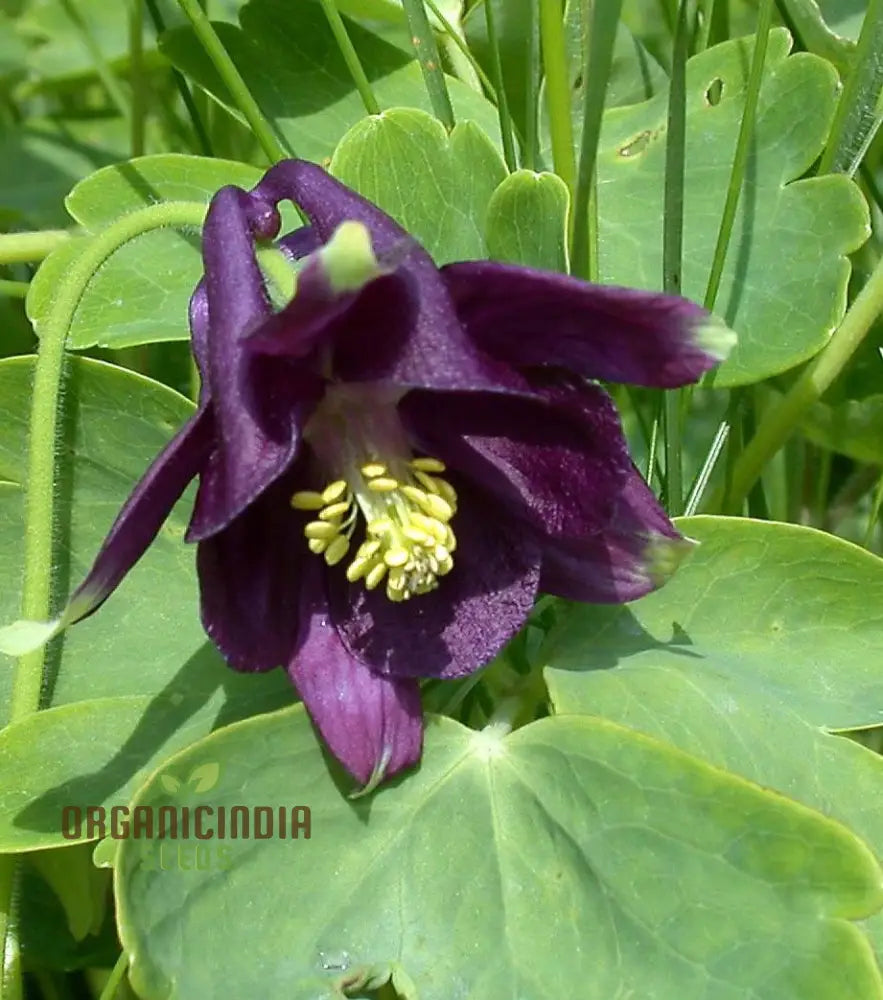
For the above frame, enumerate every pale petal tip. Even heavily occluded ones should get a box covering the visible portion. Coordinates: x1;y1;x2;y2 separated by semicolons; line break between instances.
347;745;393;800
320;220;384;294
694;314;737;363
0;617;63;657
644;534;698;588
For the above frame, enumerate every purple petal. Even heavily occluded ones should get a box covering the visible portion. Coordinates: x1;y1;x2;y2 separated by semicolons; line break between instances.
196;468;305;672
247;160;526;394
331;479;541;679
65;410;211;625
187;186;309;542
246;251;420;384
290;561;423;787
401;380;632;542
539;465;695;603
442;261;733;388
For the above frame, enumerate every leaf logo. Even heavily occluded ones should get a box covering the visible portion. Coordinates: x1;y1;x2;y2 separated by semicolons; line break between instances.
158;762;221;797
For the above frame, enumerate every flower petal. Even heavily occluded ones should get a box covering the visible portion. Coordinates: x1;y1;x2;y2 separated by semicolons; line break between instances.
196;470;304;672
187;186;310;542
539;464;695;603
65;410;211;625
248;160;526;393
442;261;734;388
331;479;541;679
246;224;421;383
401;380;632;542
290;561;423;787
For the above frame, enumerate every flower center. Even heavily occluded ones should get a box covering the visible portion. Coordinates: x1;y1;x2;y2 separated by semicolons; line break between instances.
291;456;458;602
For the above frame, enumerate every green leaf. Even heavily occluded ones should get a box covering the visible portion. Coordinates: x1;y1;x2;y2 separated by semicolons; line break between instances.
542;515;883;959
331;108;506;263
26;154;263;351
595;28;869;387
777;0;859;67
28;841;110;940
116;706;883;1000
159;0;502;166
0;357;292;847
484;169;569;270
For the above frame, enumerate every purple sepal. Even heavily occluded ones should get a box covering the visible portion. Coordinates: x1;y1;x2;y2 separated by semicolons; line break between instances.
442;260;730;388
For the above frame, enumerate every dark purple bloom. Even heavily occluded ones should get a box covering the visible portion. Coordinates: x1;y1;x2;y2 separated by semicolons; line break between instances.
23;161;732;790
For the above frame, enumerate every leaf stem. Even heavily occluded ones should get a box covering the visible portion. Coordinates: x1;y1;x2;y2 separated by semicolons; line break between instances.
423;0;494;95
703;0;773;311
663;0;690;514
401;0;455;130
483;0;517;171
145;0;213;156
129;0;146;158
0;280;29;299
318;0;380;115
523;0;541;169
0;231;73;265
97;951;129;1000
539;0;576;197
570;0;623;280
720;252;883;513
176;0;291;162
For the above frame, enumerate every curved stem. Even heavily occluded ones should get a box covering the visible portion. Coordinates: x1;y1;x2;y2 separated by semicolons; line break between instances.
0;201;207;1000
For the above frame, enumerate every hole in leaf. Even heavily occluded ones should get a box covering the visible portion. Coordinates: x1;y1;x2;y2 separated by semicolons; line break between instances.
573;72;583;90
705;78;724;106
618;131;652;158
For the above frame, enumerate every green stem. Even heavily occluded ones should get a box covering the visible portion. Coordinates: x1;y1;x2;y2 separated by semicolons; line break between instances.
129;0;146;158
662;0;689;514
145;0;213;156
721;253;883;514
176;0;291;161
571;0;623;280
0;202;207;1000
401;0;455;130
703;0;773;310
0;280;28;299
863;471;883;548
424;0;495;95
695;0;717;51
523;0;540;170
318;0;380;115
59;0;132;120
483;0;517;171
97;951;129;1000
539;0;576;197
816;0;883;175
0;231;73;265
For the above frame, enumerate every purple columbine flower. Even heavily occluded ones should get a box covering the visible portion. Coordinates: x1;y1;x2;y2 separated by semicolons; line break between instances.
24;161;733;790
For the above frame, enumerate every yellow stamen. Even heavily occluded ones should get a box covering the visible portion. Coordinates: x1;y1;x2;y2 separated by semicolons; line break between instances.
367;477;399;492
293;453;458;602
410;457;446;473
291;491;325;510
324;535;350;566
322;480;348;503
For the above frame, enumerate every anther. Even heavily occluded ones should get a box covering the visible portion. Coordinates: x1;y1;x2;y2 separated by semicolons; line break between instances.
291;491;325;510
410;457;446;473
305;521;339;540
322;480;348;503
361;462;387;478
367;477;399;492
319;501;350;521
324;536;350;566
